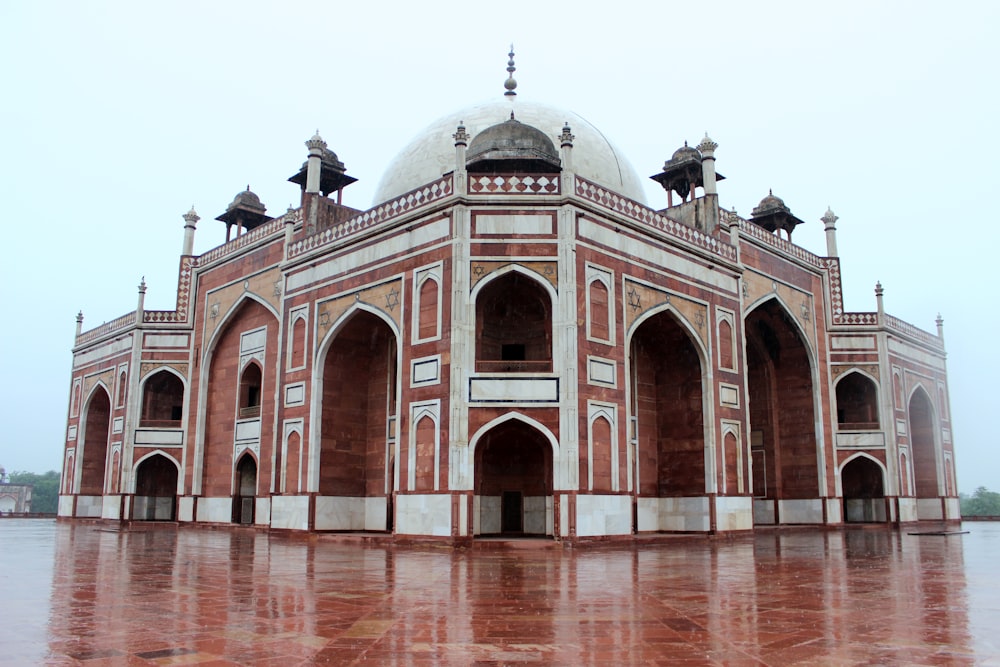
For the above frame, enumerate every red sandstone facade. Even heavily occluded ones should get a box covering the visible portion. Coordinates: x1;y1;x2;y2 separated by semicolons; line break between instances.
59;98;958;540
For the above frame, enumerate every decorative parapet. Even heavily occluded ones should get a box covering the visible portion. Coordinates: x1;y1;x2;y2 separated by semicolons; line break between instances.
735;214;825;269
198;210;296;266
288;176;453;259
575;177;737;262
468;174;560;194
886;314;944;351
75;312;137;346
142;310;184;324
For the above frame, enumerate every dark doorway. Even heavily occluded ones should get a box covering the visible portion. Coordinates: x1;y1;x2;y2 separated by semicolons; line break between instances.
841;457;886;523
502;491;524;533
233;454;257;525
475;420;553;537
134;454;178;521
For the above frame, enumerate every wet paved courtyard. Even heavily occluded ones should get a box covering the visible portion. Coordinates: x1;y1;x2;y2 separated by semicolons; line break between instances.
1;520;998;665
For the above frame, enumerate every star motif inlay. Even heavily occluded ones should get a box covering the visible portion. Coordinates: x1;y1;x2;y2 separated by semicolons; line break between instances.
627;286;642;312
319;311;331;329
472;265;485;277
385;287;400;312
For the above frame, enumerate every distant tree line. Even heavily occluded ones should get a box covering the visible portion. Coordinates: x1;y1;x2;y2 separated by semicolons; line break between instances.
960;487;1000;517
6;470;59;514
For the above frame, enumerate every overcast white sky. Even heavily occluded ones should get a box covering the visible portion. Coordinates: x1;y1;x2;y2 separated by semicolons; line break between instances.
1;1;996;493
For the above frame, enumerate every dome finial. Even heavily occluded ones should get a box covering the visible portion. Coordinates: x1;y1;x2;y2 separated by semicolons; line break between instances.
504;44;517;97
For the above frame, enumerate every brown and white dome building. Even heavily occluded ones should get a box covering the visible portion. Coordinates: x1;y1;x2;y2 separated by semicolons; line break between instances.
59;54;958;540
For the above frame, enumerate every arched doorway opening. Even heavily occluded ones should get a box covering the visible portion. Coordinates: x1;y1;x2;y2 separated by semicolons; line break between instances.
134;454;178;521
233;454;257;525
841;456;886;523
909;388;939;499
474;420;553;536
475;271;552;373
745;299;819;524
140;370;184;427
629;309;705;502
318;310;397;531
835;372;879;430
80;387;112;496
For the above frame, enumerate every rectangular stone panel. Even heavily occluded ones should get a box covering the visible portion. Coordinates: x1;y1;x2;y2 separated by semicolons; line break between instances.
831;335;876;350
720;383;739;407
135;428;184;446
143;334;190;349
411;356;440;385
587;357;616;387
235;418;260;443
474;214;553;236
284;382;305;407
469;377;559;403
835;431;886;448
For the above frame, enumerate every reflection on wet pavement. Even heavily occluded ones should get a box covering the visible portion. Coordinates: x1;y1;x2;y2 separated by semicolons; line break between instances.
1;519;998;665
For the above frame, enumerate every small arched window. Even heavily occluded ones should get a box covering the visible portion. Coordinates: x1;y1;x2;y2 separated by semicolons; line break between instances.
71;381;81;417
418;277;439;340
718;319;734;370
588;279;610;341
239;363;262;418
290;317;306;369
117;371;127;408
836;372;879;430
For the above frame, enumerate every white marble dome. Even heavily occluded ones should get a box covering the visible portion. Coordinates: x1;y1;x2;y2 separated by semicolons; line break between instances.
372;99;647;206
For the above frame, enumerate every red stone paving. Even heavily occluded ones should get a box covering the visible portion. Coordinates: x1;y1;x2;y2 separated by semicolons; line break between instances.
1;519;998;665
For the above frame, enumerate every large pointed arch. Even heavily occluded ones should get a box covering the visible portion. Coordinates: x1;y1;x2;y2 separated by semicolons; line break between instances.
744;296;823;523
194;294;279;502
308;302;402;494
203;292;281;356
908;384;940;498
77;383;113;496
743;292;816;360
625;303;714;500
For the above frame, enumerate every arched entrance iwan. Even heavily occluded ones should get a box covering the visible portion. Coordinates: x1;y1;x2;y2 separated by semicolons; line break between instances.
840;454;886;523
133;453;179;521
472;415;554;537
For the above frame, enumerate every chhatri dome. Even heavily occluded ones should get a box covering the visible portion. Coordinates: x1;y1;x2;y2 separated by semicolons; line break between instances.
373;52;647;206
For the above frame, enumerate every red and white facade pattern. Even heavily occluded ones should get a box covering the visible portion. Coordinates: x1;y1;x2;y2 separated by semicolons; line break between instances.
59;160;958;539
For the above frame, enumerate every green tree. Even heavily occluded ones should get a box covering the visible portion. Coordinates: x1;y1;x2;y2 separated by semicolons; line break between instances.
7;470;60;514
960;487;1000;517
